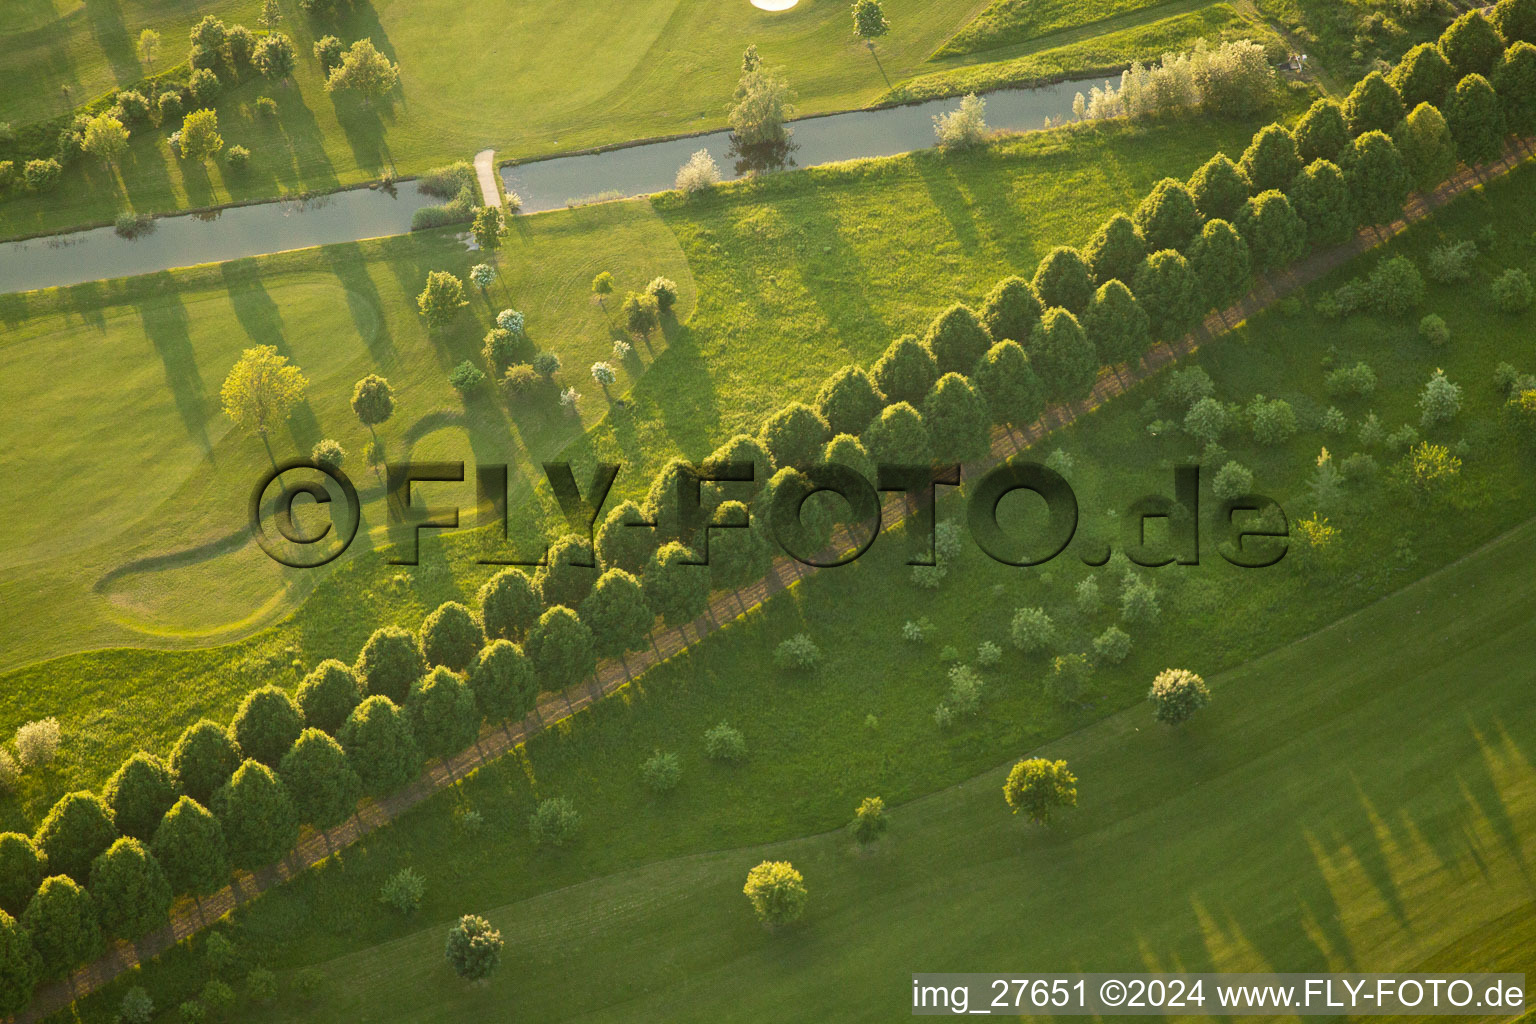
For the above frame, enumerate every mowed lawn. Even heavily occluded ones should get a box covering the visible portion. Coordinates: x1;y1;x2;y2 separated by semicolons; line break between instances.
284;516;1536;1024
0;0;989;237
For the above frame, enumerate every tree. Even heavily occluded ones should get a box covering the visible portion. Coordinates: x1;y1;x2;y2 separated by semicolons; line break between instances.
1027;308;1097;403
849;797;888;846
1493;0;1536;44
445;915;504;980
296;660;363;735
1494;42;1536;136
1082;213;1147;287
1186;219;1252;311
980;276;1044;343
728;66;795;149
590;361;617;399
535;534;599;610
253;33;296;80
590;271;614;310
594;502;660;578
1132;178;1202;253
1031;246;1095;312
923;373;991;462
1289;160;1354;247
580;569;653;658
708;498;774;589
1292;98;1350;164
1346;130;1412;225
89;838;171;940
972;340;1045;428
34;792;118;885
259;0;282;27
0;835;46;919
220;345;307;448
1002;758;1078;825
338;696;421;795
646;276;679;315
0;911;39;1017
1396;103;1459;194
526;606;596;690
230;686;304;768
169;721;241;807
1343;71;1406;137
1235;190;1306;272
1148;668;1211;725
472;205;503;254
1391;43;1456;110
757;468;834;557
703;434;776;508
324;38;399;103
1446;74;1505;165
211;761;300;870
1440;10;1507;80
643;542;710;627
103;753;179;842
1132;250;1202;343
1238;123;1302;193
81;112;129;167
351;374;395;437
815;365;885;437
478;568;541;641
743;861;807;926
622;290;661;342
137;28;161;68
468;640;537;725
925;303;993;376
862;401;930;464
278;729;361;830
417;270;467;327
870;334;938;407
1186;153;1252;224
421;601;484;672
355;626;426;705
22;875;99;979
758;402;831;469
852;0;889;40
179;108;223;163
150;797;228;897
406;667;480;761
676;148;722;193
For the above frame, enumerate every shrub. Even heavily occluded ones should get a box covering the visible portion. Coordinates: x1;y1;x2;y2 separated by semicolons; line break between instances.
445;915;504;980
1419;370;1463;426
1211;461;1254;502
1149;668;1212;724
1092;626;1133;664
188;67;220;106
1325;361;1377;398
90;838;172;940
1492;268;1534;312
1419;313;1450;346
255;96;278;118
849;797;888;846
0;751;17;795
120;988;155;1024
230;686;303;768
379;867;425;915
179;1001;205;1024
945;665;985;717
1163;366;1214;409
314;34;344;72
675;148;721;193
528;796;580;848
976;640;1003;667
1002;758;1078;825
743;861;807;926
103;752;178;842
1047;653;1091;705
1425;240;1479;282
1248;395;1297;444
225;144;250;170
1184;396;1230;445
308;438;346;469
201;980;235;1016
15;718;61;768
1121;579;1161;624
1365;255;1425;316
115;90;151;125
773;634;822;672
35;792;118;884
158;91;183;122
704;724;748;764
247;968;278;1005
933;93;987;148
1009;607;1055;654
640;751;682;793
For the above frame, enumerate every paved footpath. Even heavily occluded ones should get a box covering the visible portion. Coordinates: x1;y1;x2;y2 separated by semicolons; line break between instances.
7;137;1533;1024
473;149;500;208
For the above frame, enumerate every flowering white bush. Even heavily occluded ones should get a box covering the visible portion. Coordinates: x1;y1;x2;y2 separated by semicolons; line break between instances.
1086;39;1274;122
15;717;61;768
934;93;988;149
559;386;581;411
675;148;721;193
496;308;524;335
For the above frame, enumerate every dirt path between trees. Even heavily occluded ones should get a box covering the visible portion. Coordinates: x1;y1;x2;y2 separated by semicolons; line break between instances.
10;137;1532;1024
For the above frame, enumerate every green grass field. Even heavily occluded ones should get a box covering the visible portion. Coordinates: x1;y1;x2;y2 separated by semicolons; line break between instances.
0;110;1297;841
40;149;1536;1022
935;0;1180;57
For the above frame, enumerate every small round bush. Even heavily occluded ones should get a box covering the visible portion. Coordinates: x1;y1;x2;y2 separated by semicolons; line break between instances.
23;157;64;193
255;96;279;119
201;980;235;1016
528;796;579;848
640;750;681;793
119;987;155;1024
1418;313;1450;346
114;90;151;125
1492;268;1534;313
157;91;183;122
225;144;251;170
15;717;62;768
645;276;679;313
743;860;807;926
849;796;888;845
179;1001;205;1024
703;723;747;764
246;967;278;1005
311;438;345;467
773;634;821;672
1009;606;1055;654
975;640;1003;667
379;867;425;915
1092;625;1133;665
1212;461;1254;502
445;914;504;981
1148;667;1212;725
448;360;486;392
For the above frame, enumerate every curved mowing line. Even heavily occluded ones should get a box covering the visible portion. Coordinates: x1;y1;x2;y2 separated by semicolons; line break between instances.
8;137;1533;1024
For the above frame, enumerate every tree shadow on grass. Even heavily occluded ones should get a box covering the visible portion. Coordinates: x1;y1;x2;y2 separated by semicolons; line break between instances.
134;276;213;454
319;241;397;364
